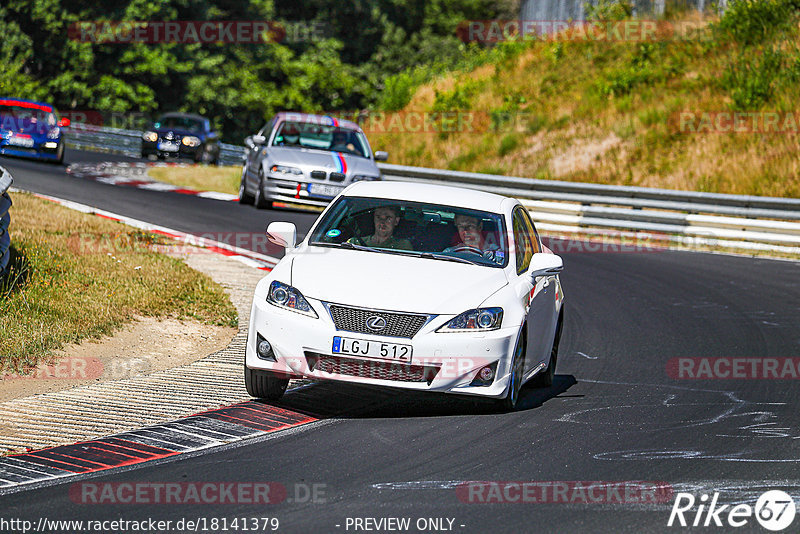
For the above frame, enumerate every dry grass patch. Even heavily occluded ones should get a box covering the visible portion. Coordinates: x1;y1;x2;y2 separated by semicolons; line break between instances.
148;165;240;196
0;193;237;374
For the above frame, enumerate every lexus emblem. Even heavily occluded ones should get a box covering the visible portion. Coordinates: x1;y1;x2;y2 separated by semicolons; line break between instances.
366;316;387;331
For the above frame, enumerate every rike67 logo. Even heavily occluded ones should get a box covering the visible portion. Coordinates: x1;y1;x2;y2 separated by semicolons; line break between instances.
668;490;796;531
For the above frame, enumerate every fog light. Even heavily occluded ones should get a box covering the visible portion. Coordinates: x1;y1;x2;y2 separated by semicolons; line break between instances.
44;141;58;149
255;333;275;361
470;361;498;386
479;366;494;381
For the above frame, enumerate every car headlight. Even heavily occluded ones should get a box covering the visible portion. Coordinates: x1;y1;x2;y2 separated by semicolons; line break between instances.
351;175;379;182
142;131;158;142
47;127;61;139
266;281;318;318
270;165;303;175
437;307;503;332
182;136;201;147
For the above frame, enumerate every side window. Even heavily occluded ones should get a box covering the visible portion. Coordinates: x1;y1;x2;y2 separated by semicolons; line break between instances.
512;208;533;275
521;209;542;254
258;119;275;139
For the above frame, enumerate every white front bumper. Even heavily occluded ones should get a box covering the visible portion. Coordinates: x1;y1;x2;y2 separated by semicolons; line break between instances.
245;296;519;399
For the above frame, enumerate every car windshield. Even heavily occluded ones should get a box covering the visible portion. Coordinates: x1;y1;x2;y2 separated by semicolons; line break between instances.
271;121;369;158
154;116;204;132
308;196;508;268
0;104;56;131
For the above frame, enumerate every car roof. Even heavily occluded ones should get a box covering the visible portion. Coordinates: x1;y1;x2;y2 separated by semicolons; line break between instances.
0;98;54;112
344;181;510;213
274;111;362;132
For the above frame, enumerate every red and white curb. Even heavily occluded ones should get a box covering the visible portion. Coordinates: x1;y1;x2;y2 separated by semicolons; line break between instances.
11;188;279;271
66;162;239;202
0;401;318;493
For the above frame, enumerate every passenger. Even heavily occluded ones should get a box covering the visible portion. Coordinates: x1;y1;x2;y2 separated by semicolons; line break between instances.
348;206;412;250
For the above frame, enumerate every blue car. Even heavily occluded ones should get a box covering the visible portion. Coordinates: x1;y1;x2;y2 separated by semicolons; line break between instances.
0;98;68;164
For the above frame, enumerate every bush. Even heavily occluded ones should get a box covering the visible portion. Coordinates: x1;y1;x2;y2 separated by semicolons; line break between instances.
724;47;784;109
498;134;520;156
715;0;800;46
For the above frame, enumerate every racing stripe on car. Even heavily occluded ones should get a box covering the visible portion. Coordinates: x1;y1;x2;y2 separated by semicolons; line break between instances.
330;151;347;174
0;404;318;492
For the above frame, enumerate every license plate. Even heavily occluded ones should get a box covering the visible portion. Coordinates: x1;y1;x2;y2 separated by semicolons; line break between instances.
332;336;412;363
307;183;343;198
8;136;33;147
158;142;179;152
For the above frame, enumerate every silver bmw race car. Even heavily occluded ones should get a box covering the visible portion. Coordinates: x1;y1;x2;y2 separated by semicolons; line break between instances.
238;112;388;209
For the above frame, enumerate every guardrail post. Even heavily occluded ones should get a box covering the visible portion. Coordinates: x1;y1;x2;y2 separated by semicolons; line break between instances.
0;166;13;278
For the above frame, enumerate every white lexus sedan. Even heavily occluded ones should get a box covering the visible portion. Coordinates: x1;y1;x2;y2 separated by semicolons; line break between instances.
244;181;564;410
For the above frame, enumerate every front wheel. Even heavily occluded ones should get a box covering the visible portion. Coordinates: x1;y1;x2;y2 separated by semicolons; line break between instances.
54;143;64;165
253;171;272;209
238;167;254;205
497;331;526;412
244;366;289;400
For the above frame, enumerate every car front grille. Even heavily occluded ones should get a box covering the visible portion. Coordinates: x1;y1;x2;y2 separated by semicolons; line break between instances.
305;352;439;384
329;172;345;182
310;170;326;180
327;304;429;339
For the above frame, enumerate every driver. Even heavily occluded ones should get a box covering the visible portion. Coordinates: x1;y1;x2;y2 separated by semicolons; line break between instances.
443;214;501;260
330;130;355;153
348;206;412;250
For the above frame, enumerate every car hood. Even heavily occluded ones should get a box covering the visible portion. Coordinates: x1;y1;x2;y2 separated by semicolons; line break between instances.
291;247;508;314
153;127;202;138
268;146;379;178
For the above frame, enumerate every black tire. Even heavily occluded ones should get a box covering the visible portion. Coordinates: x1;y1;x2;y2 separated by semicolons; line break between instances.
244;366;289;400
532;310;563;388
54;143;64;165
238;167;254;205
497;331;526;412
253;170;272;209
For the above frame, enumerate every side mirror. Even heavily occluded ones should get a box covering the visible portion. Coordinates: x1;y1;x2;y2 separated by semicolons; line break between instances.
58;117;71;127
374;150;389;161
267;221;297;250
529;253;563;280
252;134;267;146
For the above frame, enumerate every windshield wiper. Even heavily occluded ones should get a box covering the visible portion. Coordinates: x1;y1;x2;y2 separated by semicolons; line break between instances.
414;252;481;265
310;241;381;253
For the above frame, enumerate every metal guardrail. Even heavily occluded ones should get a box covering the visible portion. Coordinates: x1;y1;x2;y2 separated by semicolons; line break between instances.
65;123;244;166
376;164;800;252
62;125;800;253
0;166;13;277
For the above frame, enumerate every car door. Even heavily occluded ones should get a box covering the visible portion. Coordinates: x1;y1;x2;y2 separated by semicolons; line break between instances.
518;206;559;376
513;206;557;378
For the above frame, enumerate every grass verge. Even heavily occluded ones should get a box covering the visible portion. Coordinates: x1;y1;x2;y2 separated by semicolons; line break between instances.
148;165;240;196
0;192;238;374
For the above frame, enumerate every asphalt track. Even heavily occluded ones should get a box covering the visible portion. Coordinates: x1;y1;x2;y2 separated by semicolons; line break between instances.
1;149;800;533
